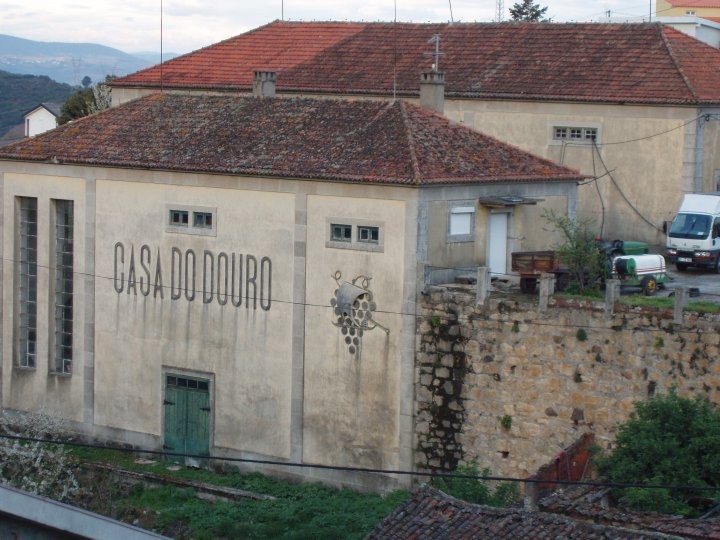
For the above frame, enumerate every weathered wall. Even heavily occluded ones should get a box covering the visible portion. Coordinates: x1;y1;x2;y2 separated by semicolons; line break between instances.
2;172;88;421
0;161;419;491
415;286;720;479
444;100;699;245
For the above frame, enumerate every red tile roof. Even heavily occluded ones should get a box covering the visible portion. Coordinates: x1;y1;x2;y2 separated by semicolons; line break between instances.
540;486;720;539
367;486;682;539
113;21;720;105
0;94;583;186
666;0;720;7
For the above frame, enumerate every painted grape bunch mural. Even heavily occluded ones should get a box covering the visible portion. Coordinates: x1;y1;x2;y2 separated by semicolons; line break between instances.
330;271;385;356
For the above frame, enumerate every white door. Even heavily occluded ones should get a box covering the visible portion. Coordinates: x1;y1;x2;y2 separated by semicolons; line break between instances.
488;212;508;276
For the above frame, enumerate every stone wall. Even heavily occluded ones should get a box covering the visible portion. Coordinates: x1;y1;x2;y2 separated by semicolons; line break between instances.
415;286;720;480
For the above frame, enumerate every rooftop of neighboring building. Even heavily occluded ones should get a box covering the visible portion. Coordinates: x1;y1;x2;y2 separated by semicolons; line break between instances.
0;94;584;186
663;0;720;8
112;21;720;106
367;485;720;539
23;102;62;118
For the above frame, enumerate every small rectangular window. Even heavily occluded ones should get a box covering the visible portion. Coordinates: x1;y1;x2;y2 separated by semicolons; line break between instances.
553;125;599;143
331;224;352;242
170;210;189;226
449;205;475;237
357;226;379;243
167;205;216;236
193;212;212;228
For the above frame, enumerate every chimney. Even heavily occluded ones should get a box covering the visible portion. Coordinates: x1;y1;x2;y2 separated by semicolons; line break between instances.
253;70;276;98
419;71;445;114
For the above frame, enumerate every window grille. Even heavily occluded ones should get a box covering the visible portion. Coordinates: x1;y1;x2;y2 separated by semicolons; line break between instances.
17;197;37;368
53;200;73;374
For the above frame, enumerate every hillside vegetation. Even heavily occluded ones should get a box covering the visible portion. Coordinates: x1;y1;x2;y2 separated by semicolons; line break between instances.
0;70;75;137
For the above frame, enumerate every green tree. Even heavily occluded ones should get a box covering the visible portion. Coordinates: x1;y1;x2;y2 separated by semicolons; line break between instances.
58;87;94;124
595;390;720;516
543;209;605;294
509;0;549;21
58;75;113;124
81;75;92;88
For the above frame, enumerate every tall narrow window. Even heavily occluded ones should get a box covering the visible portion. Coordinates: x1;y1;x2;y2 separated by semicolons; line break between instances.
17;197;38;368
53;200;73;374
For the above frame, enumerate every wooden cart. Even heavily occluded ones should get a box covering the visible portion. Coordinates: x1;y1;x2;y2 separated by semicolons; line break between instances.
511;251;569;293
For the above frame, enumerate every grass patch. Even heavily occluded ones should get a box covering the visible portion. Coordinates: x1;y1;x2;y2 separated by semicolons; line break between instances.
67;446;408;539
121;482;407;540
618;295;672;309
619;295;720;313
555;292;720;314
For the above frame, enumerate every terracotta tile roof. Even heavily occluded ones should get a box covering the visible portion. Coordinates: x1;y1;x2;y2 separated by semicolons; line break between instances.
666;0;720;7
113;21;720;105
367;486;679;539
540;486;720;540
0;94;583;186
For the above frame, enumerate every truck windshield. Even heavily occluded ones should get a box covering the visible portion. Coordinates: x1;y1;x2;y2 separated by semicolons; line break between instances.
668;213;711;239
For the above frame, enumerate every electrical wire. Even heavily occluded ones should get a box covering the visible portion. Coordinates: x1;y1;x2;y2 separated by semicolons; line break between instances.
591;139;664;233
3;253;720;337
1;433;719;493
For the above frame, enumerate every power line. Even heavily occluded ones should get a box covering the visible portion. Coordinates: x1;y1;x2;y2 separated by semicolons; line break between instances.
2;433;719;493
3;252;719;336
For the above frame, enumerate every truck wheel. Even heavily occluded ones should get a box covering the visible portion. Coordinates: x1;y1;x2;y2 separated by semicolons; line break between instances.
715;257;720;274
641;276;657;296
676;262;688;272
519;278;537;294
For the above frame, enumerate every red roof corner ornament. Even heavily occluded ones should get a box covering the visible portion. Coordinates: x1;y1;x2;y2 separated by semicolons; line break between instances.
330;270;389;357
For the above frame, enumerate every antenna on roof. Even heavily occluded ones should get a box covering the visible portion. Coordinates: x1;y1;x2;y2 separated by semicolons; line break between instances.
448;0;454;23
393;0;397;100
160;0;164;92
424;34;444;73
282;0;284;20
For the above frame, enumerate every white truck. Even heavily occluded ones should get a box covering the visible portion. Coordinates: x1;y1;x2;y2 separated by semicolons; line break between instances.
666;193;720;272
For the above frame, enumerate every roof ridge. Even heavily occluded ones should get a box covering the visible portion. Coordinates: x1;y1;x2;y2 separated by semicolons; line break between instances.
659;25;700;102
398;100;423;185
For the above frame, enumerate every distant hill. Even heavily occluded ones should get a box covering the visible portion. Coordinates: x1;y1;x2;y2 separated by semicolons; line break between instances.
0;70;75;137
0;34;153;86
130;51;180;64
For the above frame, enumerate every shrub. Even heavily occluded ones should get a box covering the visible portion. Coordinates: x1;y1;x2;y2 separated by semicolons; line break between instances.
431;460;519;507
595;389;720;516
543;210;605;294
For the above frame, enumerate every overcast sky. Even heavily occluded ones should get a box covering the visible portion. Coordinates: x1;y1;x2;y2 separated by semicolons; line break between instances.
2;1;657;55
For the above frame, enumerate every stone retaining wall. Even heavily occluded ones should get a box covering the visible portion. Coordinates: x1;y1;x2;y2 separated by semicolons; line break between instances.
415;287;720;479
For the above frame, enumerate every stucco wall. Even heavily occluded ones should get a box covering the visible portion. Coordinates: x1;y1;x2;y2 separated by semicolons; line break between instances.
94;180;296;457
1;173;88;421
303;195;408;470
444;100;699;245
0;161;419;489
416;287;720;479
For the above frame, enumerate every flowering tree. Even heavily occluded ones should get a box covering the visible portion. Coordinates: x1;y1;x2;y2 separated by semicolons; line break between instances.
0;410;79;502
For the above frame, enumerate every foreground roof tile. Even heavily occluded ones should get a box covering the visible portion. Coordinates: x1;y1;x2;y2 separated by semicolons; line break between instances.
113;21;720;105
367;486;684;539
0;94;583;186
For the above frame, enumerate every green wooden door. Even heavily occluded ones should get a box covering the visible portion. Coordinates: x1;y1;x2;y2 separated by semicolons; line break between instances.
163;374;210;464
